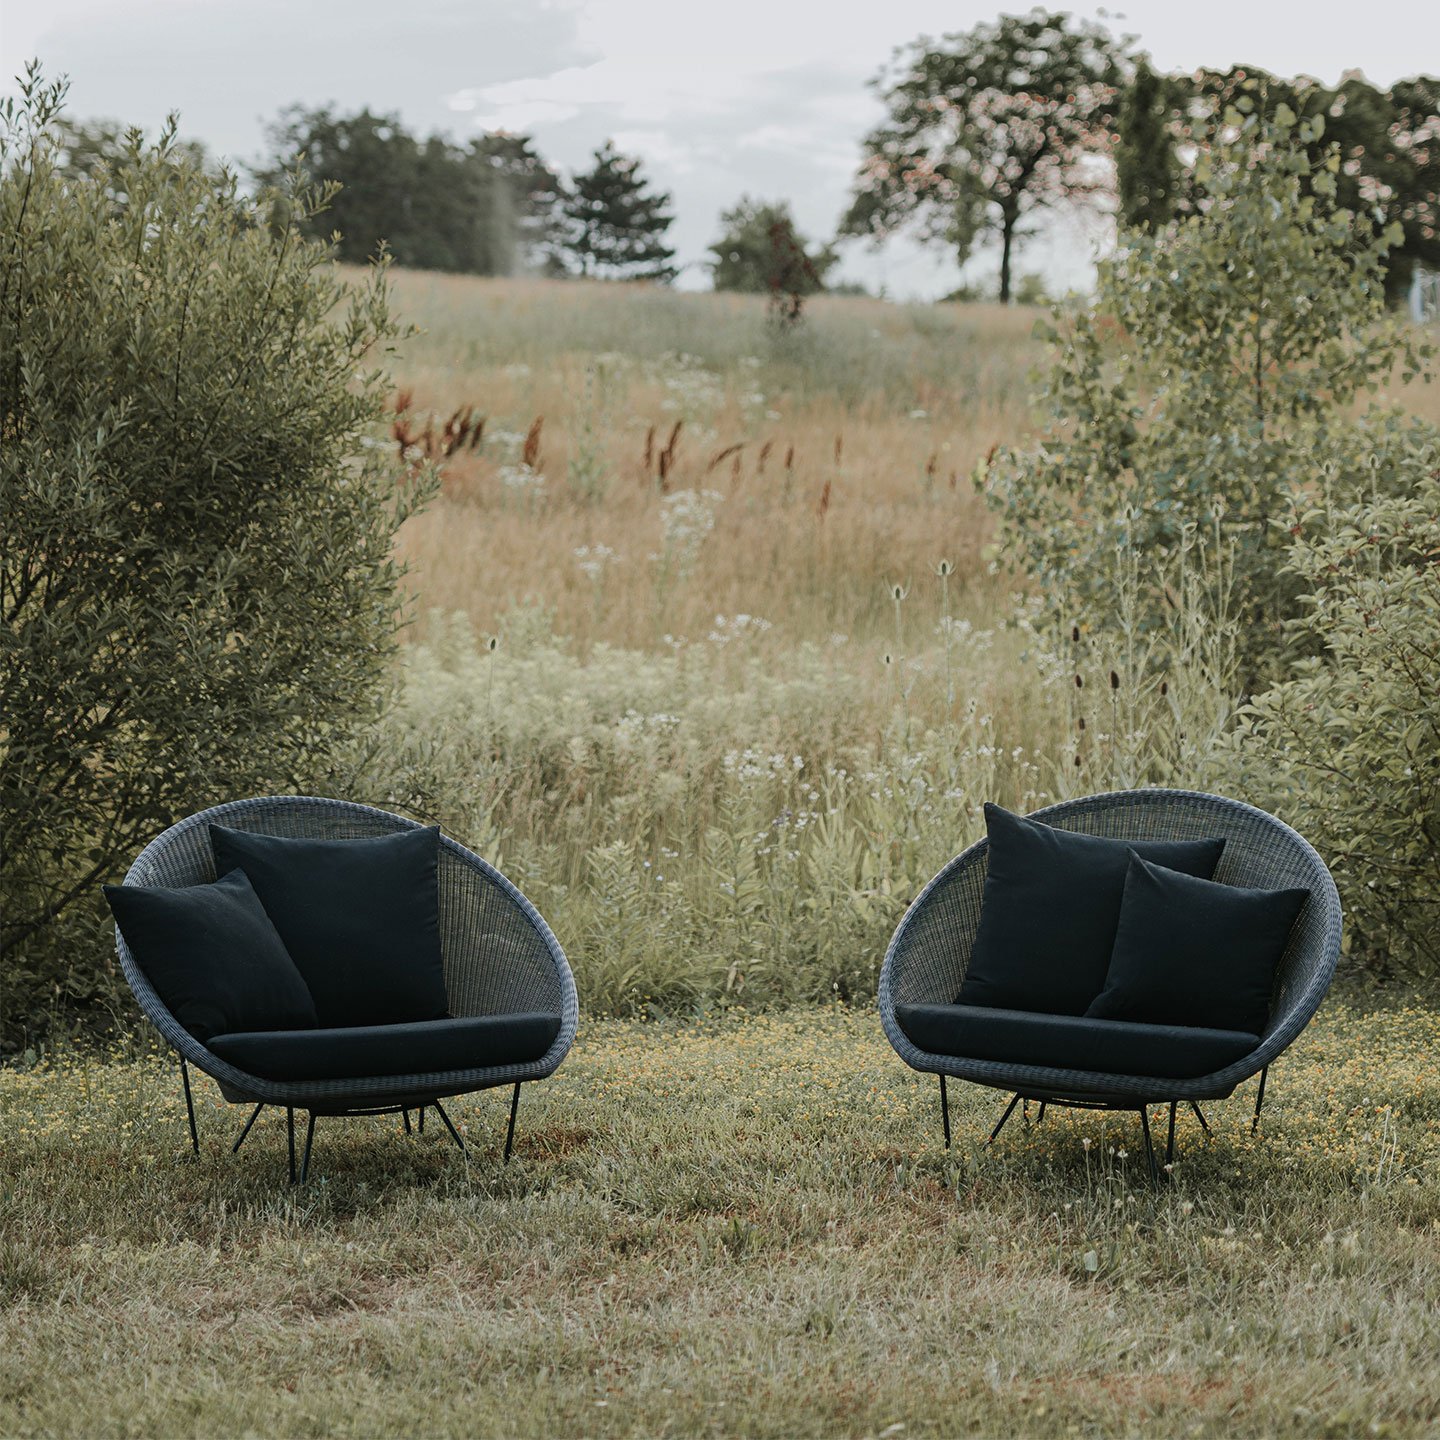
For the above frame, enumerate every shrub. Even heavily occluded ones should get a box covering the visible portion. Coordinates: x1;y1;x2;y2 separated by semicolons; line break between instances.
0;71;431;1039
1232;445;1440;977
983;104;1433;691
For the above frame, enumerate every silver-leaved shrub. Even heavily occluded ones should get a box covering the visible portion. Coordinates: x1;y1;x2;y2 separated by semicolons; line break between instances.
0;70;431;1038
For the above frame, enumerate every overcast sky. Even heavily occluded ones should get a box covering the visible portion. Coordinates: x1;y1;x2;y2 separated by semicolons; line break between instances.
1;0;1432;297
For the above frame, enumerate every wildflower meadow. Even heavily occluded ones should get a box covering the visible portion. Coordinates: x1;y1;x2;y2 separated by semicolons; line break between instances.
6;264;1440;1435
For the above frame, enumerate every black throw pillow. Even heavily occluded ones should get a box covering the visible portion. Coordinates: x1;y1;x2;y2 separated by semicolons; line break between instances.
210;823;448;1029
1086;852;1309;1035
208;823;443;1025
956;803;1226;1015
103;868;317;1042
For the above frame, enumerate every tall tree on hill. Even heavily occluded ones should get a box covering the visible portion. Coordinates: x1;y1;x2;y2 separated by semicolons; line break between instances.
265;107;424;265
842;8;1127;303
561;140;677;281
708;197;837;294
470;131;565;273
261;107;561;276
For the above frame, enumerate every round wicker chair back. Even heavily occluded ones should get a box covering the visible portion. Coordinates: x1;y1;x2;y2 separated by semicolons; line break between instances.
115;795;578;1111
878;789;1342;1103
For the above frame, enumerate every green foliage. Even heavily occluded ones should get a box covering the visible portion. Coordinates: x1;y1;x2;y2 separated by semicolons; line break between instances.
1233;450;1440;977
1115;57;1180;231
984;106;1434;687
708;197;837;297
842;8;1125;302
560;140;677;282
1117;65;1440;303
262;106;561;275
53;114;209;182
0;69;432;1037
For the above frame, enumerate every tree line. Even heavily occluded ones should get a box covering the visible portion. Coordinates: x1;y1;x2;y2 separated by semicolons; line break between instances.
844;9;1438;302
52;9;1438;304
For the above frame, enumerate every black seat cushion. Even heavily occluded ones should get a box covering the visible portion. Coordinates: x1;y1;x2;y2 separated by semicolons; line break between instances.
210;822;447;1029
956;803;1226;1016
103;869;317;1042
1086;853;1310;1035
209;1013;563;1082
896;1002;1258;1080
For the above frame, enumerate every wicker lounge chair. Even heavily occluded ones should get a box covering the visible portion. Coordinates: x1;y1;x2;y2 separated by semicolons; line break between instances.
878;789;1342;1178
112;796;578;1182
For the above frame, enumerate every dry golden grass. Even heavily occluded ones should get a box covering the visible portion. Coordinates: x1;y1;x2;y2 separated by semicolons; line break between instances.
380;273;1042;651
377;271;1439;657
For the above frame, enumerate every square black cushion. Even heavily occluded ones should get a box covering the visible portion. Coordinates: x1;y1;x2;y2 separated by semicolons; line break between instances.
103;868;317;1042
956;804;1226;1016
210;823;447;1029
895;1002;1259;1079
208;1013;562;1082
1086;852;1309;1035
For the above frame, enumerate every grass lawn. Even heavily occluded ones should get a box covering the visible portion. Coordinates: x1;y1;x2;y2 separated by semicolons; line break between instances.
4;999;1440;1437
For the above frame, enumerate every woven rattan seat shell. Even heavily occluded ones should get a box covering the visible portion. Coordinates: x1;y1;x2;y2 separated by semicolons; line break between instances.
114;795;578;1109
877;789;1342;1103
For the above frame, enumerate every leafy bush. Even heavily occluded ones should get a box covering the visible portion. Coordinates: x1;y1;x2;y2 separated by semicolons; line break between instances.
983;105;1433;689
1233;445;1440;977
0;71;430;1039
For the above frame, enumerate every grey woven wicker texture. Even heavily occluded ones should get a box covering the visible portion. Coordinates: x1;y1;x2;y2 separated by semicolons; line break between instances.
878;789;1342;1103
115;796;578;1108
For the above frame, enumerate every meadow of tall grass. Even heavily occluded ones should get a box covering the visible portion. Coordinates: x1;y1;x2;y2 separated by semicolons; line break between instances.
357;273;1291;1013
6;274;1440;1440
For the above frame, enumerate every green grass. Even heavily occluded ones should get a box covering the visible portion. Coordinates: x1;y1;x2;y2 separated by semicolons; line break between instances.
4;998;1440;1437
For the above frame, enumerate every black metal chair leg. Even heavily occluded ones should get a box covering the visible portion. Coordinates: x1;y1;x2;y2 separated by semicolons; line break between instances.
418;1104;425;1135
503;1083;521;1163
232;1102;265;1154
988;1093;1023;1144
1138;1106;1159;1183
1190;1101;1211;1133
287;1107;297;1184
1165;1101;1177;1168
1036;1102;1046;1125
432;1100;467;1154
402;1108;412;1135
1252;1066;1269;1134
938;1075;951;1149
299;1113;317;1184
179;1058;200;1155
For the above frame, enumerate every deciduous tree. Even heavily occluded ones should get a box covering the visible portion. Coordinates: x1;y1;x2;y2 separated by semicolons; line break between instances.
983;105;1433;686
842;8;1125;303
1116;66;1440;302
262;106;561;276
708;197;836;295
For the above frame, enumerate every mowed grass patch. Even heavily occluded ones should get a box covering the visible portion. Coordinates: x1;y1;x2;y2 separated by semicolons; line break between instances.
4;1000;1440;1437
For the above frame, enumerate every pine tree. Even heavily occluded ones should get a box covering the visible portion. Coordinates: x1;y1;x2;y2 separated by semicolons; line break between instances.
562;140;677;281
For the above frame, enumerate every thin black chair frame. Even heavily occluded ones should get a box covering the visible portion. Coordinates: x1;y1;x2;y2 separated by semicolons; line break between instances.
209;1084;525;1184
936;1061;1271;1181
